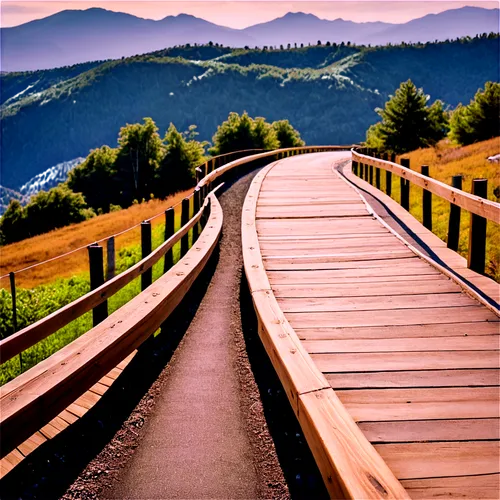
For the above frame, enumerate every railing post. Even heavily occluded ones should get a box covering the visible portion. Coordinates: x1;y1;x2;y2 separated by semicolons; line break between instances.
359;162;364;179
88;243;107;326
386;153;395;197
400;158;410;210
9;272;22;371
106;236;115;280
193;187;201;242
141;221;152;291
421;165;432;231
163;207;175;273
369;163;374;185
181;197;190;257
447;175;462;251
352;160;358;176
468;179;488;274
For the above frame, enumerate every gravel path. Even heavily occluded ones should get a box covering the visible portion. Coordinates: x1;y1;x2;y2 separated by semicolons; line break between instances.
104;168;288;499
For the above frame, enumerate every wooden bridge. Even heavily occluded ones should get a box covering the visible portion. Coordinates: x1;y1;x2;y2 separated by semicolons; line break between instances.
1;148;499;498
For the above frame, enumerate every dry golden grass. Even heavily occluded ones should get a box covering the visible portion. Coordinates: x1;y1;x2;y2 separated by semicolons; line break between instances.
398;137;500;280
0;190;191;288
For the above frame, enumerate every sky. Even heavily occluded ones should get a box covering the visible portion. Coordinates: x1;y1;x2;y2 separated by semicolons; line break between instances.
1;0;497;28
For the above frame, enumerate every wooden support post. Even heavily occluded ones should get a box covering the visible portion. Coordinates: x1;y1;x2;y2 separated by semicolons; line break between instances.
352;160;358;176
468;179;488;274
359;162;364;178
141;221;152;291
106;237;115;280
193;187;201;242
400;158;410;210
181;197;190;257
365;162;370;182
421;165;432;231
163;207;175;273
386;153;394;197
375;165;381;189
9;272;22;371
88;243;107;327
447;175;462;251
369;164;374;185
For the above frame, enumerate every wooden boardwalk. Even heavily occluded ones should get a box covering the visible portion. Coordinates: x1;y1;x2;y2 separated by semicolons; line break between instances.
247;152;500;498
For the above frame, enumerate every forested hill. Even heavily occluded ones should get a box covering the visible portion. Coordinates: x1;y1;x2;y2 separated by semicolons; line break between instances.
1;35;498;189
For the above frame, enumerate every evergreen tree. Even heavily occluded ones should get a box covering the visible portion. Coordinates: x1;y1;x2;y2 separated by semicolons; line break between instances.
366;80;449;153
158;124;205;196
272;120;305;148
449;82;500;145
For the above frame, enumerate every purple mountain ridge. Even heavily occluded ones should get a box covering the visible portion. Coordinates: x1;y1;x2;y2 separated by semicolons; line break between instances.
1;6;498;72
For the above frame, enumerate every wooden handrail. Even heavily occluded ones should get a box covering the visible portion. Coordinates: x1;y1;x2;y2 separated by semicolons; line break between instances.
0;192;211;364
198;146;353;189
0;194;223;458
352;150;500;222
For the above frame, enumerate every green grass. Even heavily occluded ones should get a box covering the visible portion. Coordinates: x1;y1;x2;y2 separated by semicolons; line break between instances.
0;208;195;385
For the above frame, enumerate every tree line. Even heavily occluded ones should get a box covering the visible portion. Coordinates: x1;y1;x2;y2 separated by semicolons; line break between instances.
366;80;499;154
0;113;303;245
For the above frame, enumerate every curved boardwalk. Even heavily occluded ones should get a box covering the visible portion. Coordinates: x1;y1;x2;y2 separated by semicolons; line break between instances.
245;151;500;498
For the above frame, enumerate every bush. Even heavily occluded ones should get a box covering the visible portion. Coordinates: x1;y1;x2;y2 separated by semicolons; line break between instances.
272;119;305;148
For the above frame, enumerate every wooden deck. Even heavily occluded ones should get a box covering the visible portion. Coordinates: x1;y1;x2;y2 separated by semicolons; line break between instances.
248;152;500;498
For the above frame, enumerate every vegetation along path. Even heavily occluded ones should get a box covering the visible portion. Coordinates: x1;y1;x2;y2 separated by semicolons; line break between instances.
105;169;289;499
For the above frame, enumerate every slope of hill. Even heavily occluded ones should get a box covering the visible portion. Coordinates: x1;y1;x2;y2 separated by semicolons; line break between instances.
1;6;498;72
1;36;498;189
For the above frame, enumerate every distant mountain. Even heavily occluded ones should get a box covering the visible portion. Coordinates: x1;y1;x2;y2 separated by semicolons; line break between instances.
1;36;497;188
368;6;500;45
1;7;498;72
0;9;255;72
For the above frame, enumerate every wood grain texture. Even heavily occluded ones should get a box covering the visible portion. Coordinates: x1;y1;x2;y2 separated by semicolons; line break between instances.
0;195;223;459
249;151;500;499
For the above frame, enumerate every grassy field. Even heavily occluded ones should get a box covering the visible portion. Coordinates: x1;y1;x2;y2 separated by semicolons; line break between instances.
0;194;194;384
379;138;499;281
0;189;191;288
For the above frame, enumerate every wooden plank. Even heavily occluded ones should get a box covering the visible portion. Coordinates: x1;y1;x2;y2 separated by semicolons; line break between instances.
272;279;459;297
401;474;500;499
58;409;79;425
296;322;500;340
303;335;500;353
74;391;101;410
0;449;24;478
288;307;497;328
17;432;47;456
326;369;500;389
298;390;410;499
312;351;500;373
269;269;442;284
89;381;110;396
359;418;500;443
375;441;500;479
278;293;474;313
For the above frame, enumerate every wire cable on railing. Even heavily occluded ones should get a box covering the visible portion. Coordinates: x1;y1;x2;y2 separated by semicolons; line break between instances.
0;198;187;279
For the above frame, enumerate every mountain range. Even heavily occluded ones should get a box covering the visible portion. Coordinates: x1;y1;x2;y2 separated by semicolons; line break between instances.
1;35;498;189
1;6;498;72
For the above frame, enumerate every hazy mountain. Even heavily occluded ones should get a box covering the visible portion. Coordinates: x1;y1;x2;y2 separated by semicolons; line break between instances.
0;8;255;72
1;36;497;188
242;12;391;46
367;6;500;45
1;7;498;72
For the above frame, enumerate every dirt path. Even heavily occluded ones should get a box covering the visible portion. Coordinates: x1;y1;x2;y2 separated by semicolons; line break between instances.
104;169;288;499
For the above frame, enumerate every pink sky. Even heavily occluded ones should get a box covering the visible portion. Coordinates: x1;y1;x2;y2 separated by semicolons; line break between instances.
1;0;497;28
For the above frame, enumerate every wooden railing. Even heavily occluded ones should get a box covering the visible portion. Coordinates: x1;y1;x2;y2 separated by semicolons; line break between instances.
351;148;500;275
0;145;347;459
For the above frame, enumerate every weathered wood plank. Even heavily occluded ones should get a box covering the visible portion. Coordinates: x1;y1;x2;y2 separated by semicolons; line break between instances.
375;441;500;479
360;418;500;443
326;369;500;389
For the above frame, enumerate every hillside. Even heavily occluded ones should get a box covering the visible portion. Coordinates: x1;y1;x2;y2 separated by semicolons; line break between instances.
1;6;497;71
1;36;498;189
